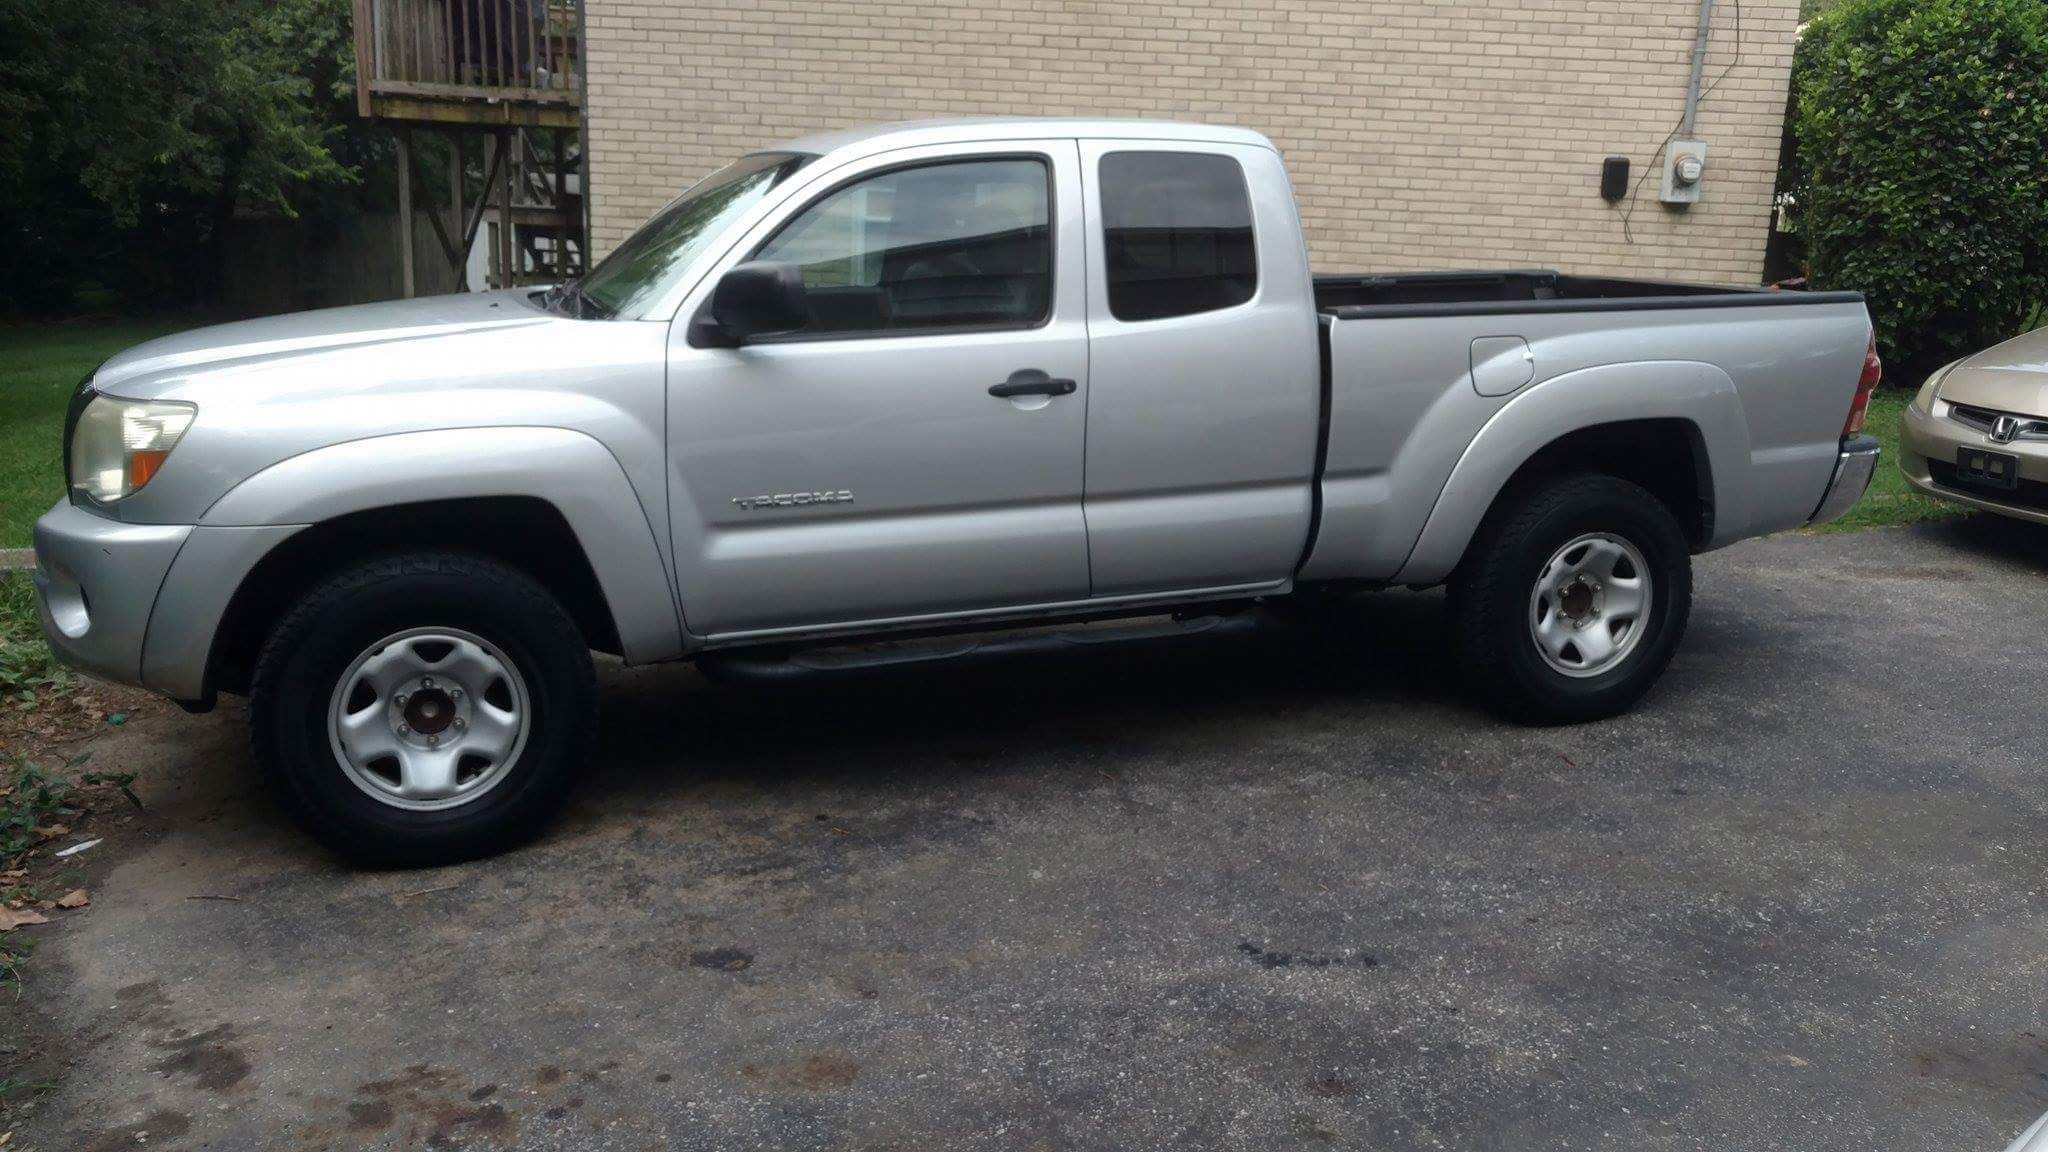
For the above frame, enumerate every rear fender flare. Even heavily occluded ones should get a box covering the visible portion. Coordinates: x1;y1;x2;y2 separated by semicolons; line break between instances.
1392;360;1749;586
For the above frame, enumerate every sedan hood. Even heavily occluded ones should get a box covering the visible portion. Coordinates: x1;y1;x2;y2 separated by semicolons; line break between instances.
1937;325;2048;417
93;290;557;395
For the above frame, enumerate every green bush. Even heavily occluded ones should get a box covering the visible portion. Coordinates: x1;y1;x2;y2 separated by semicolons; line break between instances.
1791;0;2048;378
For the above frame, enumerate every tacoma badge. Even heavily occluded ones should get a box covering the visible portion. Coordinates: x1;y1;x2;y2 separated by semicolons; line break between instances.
731;490;854;510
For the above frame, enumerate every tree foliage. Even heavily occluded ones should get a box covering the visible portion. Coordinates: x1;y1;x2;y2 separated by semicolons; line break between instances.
0;0;369;311
1790;0;2048;376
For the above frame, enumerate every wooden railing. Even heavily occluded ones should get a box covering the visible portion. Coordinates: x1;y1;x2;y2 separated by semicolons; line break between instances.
353;0;581;114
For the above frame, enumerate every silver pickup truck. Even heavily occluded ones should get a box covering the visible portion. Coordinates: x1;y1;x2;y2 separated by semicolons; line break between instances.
34;119;1882;863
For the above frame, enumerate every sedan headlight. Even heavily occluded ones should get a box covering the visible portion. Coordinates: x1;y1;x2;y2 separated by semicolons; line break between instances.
68;395;196;504
1914;359;1963;413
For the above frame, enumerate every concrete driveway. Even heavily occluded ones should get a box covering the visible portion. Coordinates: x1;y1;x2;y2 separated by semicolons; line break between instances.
14;520;2048;1151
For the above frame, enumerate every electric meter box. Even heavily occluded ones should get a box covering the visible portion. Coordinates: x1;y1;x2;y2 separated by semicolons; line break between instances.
1661;140;1707;205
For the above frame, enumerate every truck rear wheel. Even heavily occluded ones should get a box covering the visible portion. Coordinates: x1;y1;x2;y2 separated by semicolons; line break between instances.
1447;473;1691;724
250;552;596;867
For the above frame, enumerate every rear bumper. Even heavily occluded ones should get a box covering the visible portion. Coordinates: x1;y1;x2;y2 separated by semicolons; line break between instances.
1806;435;1882;526
32;500;190;689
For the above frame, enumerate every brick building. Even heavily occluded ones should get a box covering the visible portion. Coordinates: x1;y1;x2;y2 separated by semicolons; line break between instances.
580;0;1797;285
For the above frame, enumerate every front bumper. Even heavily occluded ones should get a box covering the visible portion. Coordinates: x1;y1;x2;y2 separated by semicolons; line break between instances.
1806;434;1882;526
1900;400;2048;525
32;500;191;688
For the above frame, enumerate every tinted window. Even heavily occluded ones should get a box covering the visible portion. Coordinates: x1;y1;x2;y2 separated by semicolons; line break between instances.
753;158;1051;336
1100;151;1256;322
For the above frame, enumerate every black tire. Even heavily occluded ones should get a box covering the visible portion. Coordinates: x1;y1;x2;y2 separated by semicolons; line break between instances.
1447;473;1692;724
250;552;596;867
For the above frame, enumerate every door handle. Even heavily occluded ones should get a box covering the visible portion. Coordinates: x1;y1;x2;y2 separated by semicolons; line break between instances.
989;370;1077;399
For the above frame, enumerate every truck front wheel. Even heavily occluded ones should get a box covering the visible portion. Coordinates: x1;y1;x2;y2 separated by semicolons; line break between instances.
250;552;597;866
1447;474;1692;724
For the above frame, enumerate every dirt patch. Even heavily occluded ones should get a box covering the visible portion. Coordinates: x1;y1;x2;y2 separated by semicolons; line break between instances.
0;682;164;763
1237;941;1378;970
77;1108;193;1152
351;1063;520;1147
346;1097;395;1132
740;1051;861;1092
688;945;755;972
149;1022;252;1092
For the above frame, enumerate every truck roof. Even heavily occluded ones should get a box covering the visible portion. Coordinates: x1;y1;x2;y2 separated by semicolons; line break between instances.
768;118;1276;161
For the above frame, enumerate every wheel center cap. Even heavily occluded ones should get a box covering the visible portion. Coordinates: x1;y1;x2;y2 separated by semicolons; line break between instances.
404;688;456;735
1559;578;1600;625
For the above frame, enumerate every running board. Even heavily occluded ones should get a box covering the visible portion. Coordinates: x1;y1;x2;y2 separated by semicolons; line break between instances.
696;612;1259;684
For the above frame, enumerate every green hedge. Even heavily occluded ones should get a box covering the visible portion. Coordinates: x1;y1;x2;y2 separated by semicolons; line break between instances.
1791;0;2048;377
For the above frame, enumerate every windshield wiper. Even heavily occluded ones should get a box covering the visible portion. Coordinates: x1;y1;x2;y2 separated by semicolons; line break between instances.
571;283;612;320
538;280;609;320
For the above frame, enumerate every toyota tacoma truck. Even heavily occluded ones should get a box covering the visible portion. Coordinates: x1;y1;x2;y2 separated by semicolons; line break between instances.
33;119;1883;864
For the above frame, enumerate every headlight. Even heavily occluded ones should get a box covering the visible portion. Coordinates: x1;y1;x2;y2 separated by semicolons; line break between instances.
68;395;196;504
1914;359;1963;413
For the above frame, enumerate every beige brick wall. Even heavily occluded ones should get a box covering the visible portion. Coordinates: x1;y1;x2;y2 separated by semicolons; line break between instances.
584;0;1797;286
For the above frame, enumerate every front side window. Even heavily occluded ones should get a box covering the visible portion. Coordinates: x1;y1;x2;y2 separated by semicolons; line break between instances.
576;151;809;319
752;157;1052;337
1099;151;1257;322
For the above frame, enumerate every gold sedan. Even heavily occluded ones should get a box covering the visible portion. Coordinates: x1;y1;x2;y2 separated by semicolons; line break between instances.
1900;326;2048;525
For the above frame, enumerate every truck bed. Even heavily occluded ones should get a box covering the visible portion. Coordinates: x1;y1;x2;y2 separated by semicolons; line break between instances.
1299;269;1874;587
1314;269;1862;318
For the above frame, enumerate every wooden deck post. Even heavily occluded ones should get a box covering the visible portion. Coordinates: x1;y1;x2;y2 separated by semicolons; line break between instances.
396;127;416;299
495;127;515;288
448;131;466;289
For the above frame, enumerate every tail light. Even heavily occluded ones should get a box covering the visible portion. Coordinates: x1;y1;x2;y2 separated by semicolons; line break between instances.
1843;331;1882;436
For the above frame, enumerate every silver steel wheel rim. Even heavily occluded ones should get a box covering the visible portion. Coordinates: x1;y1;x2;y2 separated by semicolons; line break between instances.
327;627;531;812
1528;532;1654;679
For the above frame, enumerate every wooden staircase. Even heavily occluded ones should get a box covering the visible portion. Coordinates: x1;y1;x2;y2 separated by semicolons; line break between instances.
350;0;587;294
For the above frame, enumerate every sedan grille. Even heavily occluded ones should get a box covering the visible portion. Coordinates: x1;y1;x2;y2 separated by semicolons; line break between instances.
1949;402;2048;442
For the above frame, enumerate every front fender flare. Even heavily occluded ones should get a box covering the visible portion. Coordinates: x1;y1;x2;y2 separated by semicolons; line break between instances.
1391;360;1750;586
194;426;684;663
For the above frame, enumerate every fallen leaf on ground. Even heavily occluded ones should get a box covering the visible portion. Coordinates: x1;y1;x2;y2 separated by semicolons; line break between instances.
33;824;69;841
0;906;49;931
56;889;88;909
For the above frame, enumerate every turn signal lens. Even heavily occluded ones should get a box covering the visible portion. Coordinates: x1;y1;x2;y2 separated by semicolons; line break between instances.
1844;332;1882;437
69;396;196;504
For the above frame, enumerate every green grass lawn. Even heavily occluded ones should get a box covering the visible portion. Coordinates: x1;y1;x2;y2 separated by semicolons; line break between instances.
0;320;191;548
1810;387;1971;533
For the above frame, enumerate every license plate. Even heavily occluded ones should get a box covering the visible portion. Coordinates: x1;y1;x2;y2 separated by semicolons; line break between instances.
1957;447;2021;490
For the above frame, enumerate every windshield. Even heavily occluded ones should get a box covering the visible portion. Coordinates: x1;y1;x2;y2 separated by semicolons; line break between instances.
574;151;810;319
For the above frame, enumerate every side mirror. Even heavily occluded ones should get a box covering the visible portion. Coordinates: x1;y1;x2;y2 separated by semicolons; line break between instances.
695;261;807;346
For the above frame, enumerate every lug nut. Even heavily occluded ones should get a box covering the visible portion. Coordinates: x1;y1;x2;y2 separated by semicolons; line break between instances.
450;688;463;701
453;717;467;731
398;723;411;735
428;734;439;747
396;693;410;708
421;676;435;688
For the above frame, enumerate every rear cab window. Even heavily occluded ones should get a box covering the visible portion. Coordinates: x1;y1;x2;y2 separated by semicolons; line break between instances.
1098;151;1258;322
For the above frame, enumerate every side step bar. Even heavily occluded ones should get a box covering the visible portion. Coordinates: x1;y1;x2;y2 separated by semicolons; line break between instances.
696;612;1261;684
